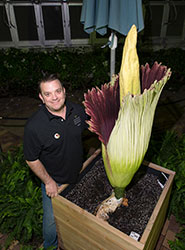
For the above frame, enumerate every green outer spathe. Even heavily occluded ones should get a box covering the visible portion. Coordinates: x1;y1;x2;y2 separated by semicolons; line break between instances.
102;69;171;189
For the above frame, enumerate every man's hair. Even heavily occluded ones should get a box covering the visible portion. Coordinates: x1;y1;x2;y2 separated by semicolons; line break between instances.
38;73;63;93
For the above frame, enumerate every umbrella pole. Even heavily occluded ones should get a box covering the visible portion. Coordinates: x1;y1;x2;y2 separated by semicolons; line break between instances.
110;48;116;81
109;32;117;81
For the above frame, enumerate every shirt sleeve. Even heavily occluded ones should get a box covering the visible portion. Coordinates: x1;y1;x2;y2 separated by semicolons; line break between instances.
23;124;42;161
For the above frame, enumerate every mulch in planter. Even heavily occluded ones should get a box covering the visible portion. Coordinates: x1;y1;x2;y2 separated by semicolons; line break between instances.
61;157;166;240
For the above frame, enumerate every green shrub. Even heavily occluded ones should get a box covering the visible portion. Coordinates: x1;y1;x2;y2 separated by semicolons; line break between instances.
147;131;185;224
0;47;110;97
0;47;185;97
0;145;43;248
146;131;185;249
168;228;185;250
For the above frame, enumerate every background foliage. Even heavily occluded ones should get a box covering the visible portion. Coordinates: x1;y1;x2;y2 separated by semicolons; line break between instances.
0;46;185;97
147;131;185;224
146;131;185;249
0;146;43;249
0;47;109;97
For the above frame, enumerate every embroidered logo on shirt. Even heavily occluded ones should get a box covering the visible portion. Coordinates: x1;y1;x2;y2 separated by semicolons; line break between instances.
73;115;81;126
54;133;60;139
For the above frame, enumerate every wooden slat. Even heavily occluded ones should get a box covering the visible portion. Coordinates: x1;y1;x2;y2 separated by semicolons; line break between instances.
144;160;176;176
52;196;144;250
55;215;107;250
142;186;172;249
140;161;175;249
53;159;175;250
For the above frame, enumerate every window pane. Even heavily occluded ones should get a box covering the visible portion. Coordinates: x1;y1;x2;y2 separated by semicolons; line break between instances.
10;0;31;2
0;6;12;41
68;0;83;3
14;6;38;41
144;5;163;37
69;5;89;39
42;5;64;40
167;5;185;36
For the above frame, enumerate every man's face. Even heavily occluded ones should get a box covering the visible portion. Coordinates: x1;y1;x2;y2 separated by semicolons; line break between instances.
39;79;66;113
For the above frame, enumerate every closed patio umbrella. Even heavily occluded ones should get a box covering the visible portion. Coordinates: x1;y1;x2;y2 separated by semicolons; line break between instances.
80;0;144;78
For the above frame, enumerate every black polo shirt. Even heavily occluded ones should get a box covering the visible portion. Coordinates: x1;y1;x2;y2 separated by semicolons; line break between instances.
23;100;87;184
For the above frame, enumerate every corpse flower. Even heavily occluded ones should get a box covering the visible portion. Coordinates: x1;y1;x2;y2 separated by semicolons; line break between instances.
83;25;171;220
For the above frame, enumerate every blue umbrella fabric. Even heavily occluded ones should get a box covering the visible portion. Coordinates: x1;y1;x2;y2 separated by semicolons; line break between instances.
80;0;144;36
80;0;144;78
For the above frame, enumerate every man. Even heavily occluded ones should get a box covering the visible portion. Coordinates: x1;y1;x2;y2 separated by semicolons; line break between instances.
23;74;87;249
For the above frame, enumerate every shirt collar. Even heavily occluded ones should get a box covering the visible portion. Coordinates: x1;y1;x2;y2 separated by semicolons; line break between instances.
42;100;73;121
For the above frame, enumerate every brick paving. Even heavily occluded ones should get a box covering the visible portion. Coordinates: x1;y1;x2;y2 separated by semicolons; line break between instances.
155;215;181;250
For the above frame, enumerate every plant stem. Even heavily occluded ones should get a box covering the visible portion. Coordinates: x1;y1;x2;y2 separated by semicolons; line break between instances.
114;187;125;199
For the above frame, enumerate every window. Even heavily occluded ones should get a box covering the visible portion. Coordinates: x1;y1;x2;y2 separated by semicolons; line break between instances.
14;5;38;41
0;0;185;49
0;5;12;42
42;5;64;40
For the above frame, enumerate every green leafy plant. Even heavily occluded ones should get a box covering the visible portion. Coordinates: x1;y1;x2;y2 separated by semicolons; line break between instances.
168;228;185;250
0;46;184;98
0;145;43;248
148;131;185;224
0;47;110;97
146;131;185;249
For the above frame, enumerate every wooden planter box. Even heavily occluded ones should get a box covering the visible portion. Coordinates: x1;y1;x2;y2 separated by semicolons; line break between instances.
52;149;175;250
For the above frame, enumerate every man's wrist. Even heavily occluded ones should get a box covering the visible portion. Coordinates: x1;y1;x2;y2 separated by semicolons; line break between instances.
45;176;54;185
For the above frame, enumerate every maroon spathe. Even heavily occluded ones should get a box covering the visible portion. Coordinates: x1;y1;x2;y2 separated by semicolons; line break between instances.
84;62;169;146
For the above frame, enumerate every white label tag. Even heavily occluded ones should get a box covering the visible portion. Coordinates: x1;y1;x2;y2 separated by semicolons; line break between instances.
129;231;140;241
157;172;168;189
157;179;164;189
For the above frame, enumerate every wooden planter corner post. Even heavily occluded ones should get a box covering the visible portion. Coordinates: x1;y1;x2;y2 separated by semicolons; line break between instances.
52;150;175;250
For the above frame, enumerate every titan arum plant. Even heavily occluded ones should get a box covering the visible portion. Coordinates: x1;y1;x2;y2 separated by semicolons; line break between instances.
83;25;171;220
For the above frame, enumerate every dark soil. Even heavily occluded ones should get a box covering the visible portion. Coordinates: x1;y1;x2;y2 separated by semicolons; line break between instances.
62;157;164;240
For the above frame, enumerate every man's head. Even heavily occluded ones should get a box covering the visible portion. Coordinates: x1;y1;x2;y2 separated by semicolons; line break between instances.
38;74;63;93
38;73;66;114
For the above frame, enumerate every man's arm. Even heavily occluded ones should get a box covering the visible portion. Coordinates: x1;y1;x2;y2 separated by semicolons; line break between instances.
26;159;58;197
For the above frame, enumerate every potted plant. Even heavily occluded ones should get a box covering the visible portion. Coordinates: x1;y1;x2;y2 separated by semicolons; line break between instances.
52;25;175;250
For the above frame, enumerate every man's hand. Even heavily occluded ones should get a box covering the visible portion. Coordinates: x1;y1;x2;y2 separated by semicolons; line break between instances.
26;159;59;197
45;179;58;198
